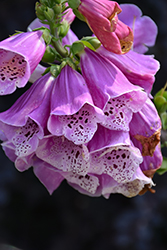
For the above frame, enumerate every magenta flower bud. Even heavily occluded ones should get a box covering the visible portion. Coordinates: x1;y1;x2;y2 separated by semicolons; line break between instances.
0;73;55;158
48;65;104;145
0;31;46;95
119;4;158;53
97;47;160;94
130;97;162;177
78;0;133;54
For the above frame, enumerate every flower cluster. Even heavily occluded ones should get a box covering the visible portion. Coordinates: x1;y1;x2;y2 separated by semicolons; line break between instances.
0;0;162;198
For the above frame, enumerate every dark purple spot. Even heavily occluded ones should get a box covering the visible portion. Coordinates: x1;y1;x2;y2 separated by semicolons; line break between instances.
68;124;72;129
104;112;109;116
75;151;80;158
122;153;126;159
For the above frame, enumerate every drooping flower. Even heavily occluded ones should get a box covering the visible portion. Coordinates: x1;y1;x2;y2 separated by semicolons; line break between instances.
97;47;160;94
129;97;162;177
77;0;133;54
47;65;104;145
80;48;147;131
119;4;158;53
100;167;154;198
0;73;55;159
88;125;143;184
0;31;46;95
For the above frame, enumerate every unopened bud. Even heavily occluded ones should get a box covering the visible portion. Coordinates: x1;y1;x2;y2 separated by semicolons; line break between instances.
81;36;101;50
44;7;55;22
58;20;70;38
53;4;62;15
35;2;46;20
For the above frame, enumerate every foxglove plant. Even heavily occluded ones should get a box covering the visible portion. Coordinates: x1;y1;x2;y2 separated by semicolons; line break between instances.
0;0;164;198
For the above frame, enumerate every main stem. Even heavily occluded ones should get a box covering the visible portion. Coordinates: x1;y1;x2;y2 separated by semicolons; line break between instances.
49;21;68;58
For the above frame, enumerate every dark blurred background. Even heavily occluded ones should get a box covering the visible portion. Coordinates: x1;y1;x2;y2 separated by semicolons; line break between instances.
0;0;167;250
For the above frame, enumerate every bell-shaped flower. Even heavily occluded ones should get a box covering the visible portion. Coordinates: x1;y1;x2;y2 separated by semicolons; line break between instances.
119;4;158;53
32;156;65;195
35;134;100;195
77;0;133;54
0;31;46;95
47;65;104;145
80;48;147;131
97;46;160;94
36;134;91;176
33;152;100;196
88;125;143;184
100;166;154;198
0;72;55;158
129;97;162;177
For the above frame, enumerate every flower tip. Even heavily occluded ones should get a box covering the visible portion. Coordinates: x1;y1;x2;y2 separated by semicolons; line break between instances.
120;27;134;54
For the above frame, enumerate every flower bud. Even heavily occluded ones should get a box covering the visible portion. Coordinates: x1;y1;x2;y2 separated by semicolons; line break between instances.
81;36;101;50
44;7;55;22
35;2;46;21
58;20;70;38
53;4;62;15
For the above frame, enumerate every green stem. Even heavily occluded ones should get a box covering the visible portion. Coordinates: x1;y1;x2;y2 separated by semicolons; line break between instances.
49;21;68;58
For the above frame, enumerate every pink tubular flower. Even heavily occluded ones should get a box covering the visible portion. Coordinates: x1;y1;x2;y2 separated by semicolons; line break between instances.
0;31;46;95
78;0;133;54
0;73;55;159
47;65;104;145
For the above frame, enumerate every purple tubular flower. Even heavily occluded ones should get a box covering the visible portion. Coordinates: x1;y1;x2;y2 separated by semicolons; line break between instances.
100;167;153;198
129;97;162;177
35;135;100;195
97;46;160;94
0;31;46;95
36;135;90;176
119;4;158;53
33;156;65;195
48;65;103;145
88;125;143;184
0;73;55;158
80;48;147;131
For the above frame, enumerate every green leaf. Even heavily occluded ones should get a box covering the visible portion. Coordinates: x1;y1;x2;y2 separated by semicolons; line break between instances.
73;9;85;21
68;0;81;9
157;157;167;175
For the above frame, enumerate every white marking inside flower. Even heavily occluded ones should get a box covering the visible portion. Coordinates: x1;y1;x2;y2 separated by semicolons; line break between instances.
0;49;26;94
